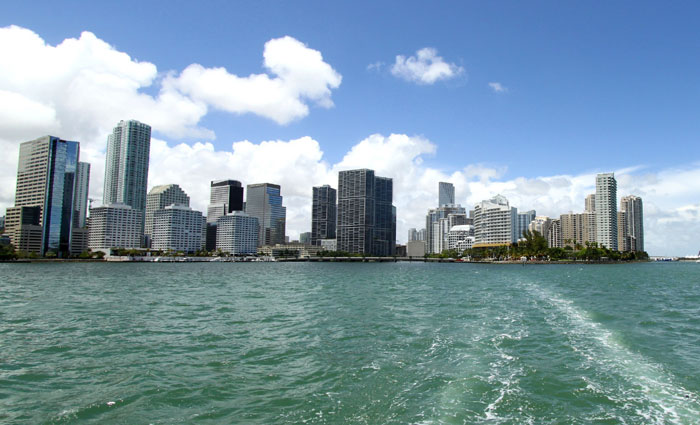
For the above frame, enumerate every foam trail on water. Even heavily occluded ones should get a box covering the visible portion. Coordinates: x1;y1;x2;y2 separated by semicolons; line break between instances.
522;282;700;425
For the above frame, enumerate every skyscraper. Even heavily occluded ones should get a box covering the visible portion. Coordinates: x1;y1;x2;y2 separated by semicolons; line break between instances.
144;184;190;246
311;185;337;246
438;182;455;206
103;120;151;212
517;210;536;240
73;162;90;228
620;195;644;252
245;183;286;246
425;204;466;254
337;169;396;255
374;176;395;256
595;173;617;250
207;180;244;223
473;195;518;247
5;136;79;256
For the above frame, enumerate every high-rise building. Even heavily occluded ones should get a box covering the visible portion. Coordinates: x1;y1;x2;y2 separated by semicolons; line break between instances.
560;212;585;248
595;173;617;250
438;182;455;206
529;216;552;237
311;185;337;246
425;205;466;254
73;162;90;228
88;204;143;251
517;210;536;240
216;211;259;255
547;218;563;248
103;120;151;212
447;224;475;251
5;136;79;256
299;232;312;244
337;169;396;255
151;205;204;253
473;195;518;247
207;180;244;223
620;195;644;252
374;176;395;256
144;184;190;246
245;183;286;246
585;194;596;214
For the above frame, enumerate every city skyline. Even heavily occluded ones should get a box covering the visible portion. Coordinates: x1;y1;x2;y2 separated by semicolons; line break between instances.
1;3;699;256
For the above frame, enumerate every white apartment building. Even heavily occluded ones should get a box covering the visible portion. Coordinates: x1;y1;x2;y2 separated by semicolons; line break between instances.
151;204;204;253
88;203;143;250
216;211;259;255
473;195;517;246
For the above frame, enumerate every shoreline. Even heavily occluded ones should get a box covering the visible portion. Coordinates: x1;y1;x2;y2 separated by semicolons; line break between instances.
1;258;655;264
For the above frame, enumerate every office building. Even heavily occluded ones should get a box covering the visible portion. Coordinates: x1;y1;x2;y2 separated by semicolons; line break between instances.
299;232;312;244
207;180;244;223
472;195;517;247
73;162;90;228
620;195;644;252
5;135;79;256
311;185;337;246
216;211;259;255
408;228;418;242
144;184;190;246
595;173;617;250
517;210;536;240
151;205;204;253
438;182;455;206
337;169;396;256
103;120;151;212
245;183;286;246
88;204;143;251
406;240;426;257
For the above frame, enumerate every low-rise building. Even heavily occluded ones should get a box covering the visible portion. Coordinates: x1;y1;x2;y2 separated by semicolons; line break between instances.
320;238;337;251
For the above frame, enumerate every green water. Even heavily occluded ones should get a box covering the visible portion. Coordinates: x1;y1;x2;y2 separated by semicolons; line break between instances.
1;262;699;424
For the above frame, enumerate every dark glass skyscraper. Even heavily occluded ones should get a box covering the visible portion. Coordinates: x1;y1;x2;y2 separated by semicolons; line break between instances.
337;169;396;256
311;185;336;246
245;183;286;246
6;136;79;256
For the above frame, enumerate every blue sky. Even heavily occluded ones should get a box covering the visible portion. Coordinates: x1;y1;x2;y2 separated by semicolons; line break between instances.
1;1;699;255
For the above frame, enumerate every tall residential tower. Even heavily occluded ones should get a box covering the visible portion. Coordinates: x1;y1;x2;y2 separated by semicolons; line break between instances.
311;185;337;246
103;120;151;212
595;173;617;250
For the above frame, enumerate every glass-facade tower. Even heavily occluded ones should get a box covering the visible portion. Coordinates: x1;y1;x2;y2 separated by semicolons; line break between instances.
245;183;286;246
103;120;151;212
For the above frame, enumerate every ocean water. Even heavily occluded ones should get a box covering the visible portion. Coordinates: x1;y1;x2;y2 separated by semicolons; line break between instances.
1;262;699;424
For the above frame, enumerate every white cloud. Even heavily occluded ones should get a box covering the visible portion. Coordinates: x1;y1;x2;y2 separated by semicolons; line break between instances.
366;61;384;72
391;47;464;85
0;25;342;224
169;36;342;125
488;82;508;93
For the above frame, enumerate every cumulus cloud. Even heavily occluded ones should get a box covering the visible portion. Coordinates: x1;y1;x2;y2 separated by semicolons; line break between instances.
169;36;342;124
0;25;342;221
488;82;508;93
391;47;464;84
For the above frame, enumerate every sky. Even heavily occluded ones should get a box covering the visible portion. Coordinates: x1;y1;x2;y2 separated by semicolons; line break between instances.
1;0;699;256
